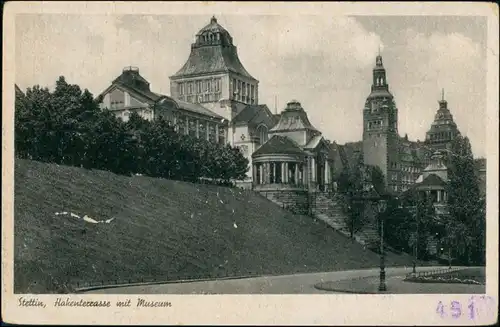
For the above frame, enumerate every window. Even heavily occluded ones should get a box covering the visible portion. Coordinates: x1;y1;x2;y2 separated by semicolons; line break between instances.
177;115;186;135
208;123;217;142
257;125;268;145
199;121;206;140
218;125;226;144
188;119;197;137
196;80;202;94
237;80;242;101
214;78;220;92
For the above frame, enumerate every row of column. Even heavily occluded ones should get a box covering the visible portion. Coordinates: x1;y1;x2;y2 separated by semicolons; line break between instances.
173;115;225;144
307;156;331;188
421;189;448;203
253;162;304;185
252;157;332;188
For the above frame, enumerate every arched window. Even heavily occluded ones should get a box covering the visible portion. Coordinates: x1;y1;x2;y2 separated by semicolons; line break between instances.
257;125;268;145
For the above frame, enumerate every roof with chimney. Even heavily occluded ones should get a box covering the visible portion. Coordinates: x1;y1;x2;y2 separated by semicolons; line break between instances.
99;67;224;119
170;16;257;80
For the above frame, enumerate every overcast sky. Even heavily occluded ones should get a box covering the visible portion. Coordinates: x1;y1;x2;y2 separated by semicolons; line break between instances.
15;14;487;157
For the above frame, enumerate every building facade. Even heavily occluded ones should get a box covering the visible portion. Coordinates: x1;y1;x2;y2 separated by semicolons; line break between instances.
98;17;279;184
96;17;483;197
424;92;461;154
97;66;229;144
169;16;259;122
252;100;336;192
359;54;475;194
362;54;402;193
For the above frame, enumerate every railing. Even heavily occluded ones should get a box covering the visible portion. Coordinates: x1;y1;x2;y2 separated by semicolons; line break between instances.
405;266;463;279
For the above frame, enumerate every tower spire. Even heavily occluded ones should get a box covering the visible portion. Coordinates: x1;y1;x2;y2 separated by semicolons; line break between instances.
441;88;444;101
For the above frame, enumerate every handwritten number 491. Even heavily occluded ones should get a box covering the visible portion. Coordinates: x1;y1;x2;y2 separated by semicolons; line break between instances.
437;297;494;320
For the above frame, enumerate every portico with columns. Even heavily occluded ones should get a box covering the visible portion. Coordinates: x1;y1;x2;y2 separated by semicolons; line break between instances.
412;150;449;215
251;100;336;192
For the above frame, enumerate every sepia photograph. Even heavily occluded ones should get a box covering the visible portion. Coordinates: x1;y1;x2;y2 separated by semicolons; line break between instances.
3;1;498;325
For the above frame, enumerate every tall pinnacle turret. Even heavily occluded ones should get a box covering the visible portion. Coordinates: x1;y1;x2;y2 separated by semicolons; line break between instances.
368;53;392;99
425;90;461;151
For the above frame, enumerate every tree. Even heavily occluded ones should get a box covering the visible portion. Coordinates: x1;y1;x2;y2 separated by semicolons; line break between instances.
444;135;485;265
382;188;442;259
337;157;385;240
382;196;413;253
411;194;440;261
337;158;364;240
15;76;252;187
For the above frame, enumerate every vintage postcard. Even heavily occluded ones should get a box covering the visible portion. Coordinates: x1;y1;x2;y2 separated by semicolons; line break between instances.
2;1;499;325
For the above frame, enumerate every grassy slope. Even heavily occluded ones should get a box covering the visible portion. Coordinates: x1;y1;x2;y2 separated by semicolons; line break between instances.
15;159;416;293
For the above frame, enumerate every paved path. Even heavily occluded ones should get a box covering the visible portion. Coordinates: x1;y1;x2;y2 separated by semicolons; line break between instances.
315;269;485;294
85;266;477;294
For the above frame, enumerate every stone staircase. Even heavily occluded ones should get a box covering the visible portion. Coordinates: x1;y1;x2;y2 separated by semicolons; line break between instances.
312;192;350;235
354;223;379;249
312;192;381;248
258;189;383;250
259;190;309;215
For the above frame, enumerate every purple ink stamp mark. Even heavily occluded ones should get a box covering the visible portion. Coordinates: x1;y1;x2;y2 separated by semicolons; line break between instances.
450;300;462;319
438;296;497;320
436;301;446;318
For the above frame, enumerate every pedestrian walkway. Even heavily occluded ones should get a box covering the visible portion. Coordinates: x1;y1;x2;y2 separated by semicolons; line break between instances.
85;266;472;294
314;270;485;294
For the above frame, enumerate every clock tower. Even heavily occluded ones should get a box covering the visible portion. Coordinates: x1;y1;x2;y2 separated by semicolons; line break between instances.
362;54;400;192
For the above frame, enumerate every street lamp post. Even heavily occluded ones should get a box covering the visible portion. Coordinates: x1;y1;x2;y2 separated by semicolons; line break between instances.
352;187;387;292
448;246;452;269
377;198;387;292
412;202;419;275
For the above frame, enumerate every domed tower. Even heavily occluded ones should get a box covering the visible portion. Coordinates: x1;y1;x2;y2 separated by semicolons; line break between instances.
268;100;321;146
425;90;461;152
169;16;259;121
362;54;400;192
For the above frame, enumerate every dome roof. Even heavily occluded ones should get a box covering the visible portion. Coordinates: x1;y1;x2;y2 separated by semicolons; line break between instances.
171;16;256;80
198;16;229;34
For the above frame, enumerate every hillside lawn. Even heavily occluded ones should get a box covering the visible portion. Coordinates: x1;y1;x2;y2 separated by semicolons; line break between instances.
15;159;423;294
